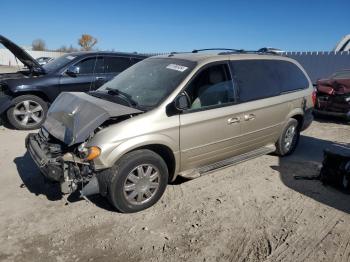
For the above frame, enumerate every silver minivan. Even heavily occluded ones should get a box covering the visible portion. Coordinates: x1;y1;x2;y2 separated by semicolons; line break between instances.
26;50;314;212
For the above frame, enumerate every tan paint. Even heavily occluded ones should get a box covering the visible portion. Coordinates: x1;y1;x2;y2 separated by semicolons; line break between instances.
87;53;314;181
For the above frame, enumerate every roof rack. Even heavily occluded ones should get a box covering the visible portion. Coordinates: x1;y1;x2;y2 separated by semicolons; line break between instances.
192;48;244;53
166;48;284;57
218;49;282;56
191;48;282;56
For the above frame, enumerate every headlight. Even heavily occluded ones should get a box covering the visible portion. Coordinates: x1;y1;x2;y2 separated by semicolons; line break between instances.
86;146;101;160
345;96;350;102
78;144;101;160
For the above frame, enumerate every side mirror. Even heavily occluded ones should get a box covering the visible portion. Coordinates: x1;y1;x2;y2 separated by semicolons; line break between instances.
174;93;190;111
66;65;80;76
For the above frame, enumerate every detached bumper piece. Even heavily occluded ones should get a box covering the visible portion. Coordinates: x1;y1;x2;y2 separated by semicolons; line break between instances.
26;133;63;182
320;144;350;191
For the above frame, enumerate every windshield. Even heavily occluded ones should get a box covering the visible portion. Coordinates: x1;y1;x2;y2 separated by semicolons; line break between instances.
98;58;196;108
43;54;77;72
332;70;350;79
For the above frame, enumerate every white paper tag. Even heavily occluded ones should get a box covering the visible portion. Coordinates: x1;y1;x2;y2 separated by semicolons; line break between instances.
66;55;76;60
166;64;188;72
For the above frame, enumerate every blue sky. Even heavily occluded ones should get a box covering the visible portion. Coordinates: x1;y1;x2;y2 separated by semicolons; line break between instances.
1;0;349;53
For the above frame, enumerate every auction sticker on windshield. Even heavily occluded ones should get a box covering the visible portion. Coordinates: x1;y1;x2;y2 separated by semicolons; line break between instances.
166;64;188;72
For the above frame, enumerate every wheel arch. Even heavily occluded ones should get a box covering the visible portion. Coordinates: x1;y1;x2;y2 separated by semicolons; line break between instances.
286;108;304;130
130;144;177;183
290;114;304;130
12;91;50;103
98;135;180;183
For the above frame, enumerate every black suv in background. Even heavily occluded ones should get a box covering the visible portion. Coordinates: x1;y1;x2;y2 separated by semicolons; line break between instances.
0;35;147;130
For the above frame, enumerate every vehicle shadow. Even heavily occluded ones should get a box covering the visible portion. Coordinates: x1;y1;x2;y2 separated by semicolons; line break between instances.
271;135;350;214
67;191;115;212
14;152;63;201
14;152;116;210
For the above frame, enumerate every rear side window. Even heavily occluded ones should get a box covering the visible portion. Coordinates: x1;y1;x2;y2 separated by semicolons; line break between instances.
230;59;309;102
105;56;132;73
230;60;280;102
275;61;309;93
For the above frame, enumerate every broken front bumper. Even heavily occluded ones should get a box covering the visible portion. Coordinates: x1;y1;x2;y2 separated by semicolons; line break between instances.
25;133;63;182
26;133;101;196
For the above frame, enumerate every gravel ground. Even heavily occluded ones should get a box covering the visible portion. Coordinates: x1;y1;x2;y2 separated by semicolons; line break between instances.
0;119;349;262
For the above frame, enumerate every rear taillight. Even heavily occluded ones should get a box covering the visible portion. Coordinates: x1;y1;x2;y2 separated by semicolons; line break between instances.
312;88;317;106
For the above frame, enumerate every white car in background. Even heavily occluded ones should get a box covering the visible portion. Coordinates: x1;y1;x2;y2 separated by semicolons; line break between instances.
36;57;54;65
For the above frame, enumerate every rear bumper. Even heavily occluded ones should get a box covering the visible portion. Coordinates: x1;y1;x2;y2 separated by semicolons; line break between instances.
301;108;314;131
0;95;12;115
25;133;63;182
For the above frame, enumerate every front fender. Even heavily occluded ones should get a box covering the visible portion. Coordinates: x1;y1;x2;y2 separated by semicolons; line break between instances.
94;134;180;174
0;95;13;114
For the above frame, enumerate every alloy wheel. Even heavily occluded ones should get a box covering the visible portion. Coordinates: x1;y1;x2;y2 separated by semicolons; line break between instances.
284;125;296;152
123;164;160;205
13;100;44;127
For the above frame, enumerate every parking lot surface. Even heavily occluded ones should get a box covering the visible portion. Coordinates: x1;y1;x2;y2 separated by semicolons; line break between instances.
0;119;349;262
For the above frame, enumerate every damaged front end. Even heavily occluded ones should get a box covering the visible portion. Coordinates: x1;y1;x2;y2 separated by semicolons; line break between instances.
315;80;350;120
26;128;98;195
25;92;143;197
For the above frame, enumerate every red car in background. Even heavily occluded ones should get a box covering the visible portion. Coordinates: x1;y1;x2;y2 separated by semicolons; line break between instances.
314;70;350;120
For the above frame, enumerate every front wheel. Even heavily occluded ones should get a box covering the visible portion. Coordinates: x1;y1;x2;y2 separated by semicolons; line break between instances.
107;149;169;213
6;95;48;130
275;118;300;156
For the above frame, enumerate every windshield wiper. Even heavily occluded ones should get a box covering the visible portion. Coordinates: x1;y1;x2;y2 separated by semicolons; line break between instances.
105;87;138;107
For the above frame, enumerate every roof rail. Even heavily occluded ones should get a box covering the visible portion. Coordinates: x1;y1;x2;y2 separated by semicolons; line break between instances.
192;48;244;53
166;48;283;57
218;49;282;56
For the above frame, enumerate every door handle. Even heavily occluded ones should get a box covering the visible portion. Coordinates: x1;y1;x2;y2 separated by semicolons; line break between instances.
227;117;240;124
244;114;256;121
95;76;105;81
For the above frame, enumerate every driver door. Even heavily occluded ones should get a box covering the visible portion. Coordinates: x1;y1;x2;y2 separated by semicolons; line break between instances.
59;56;106;93
179;62;243;171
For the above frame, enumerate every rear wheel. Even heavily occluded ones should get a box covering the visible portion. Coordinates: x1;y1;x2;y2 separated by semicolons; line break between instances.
107;149;168;213
275;118;300;156
6;95;48;130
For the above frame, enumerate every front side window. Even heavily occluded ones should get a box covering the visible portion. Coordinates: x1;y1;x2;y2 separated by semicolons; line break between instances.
185;64;235;110
75;57;104;74
98;58;196;108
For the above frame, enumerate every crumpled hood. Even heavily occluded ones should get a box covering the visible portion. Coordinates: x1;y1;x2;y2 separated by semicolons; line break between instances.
317;78;350;95
43;92;143;146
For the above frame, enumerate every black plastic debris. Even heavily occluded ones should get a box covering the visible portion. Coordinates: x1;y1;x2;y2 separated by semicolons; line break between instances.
319;144;350;191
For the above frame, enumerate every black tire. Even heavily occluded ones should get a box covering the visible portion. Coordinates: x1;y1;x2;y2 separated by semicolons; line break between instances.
106;149;169;213
275;118;300;156
6;95;48;130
